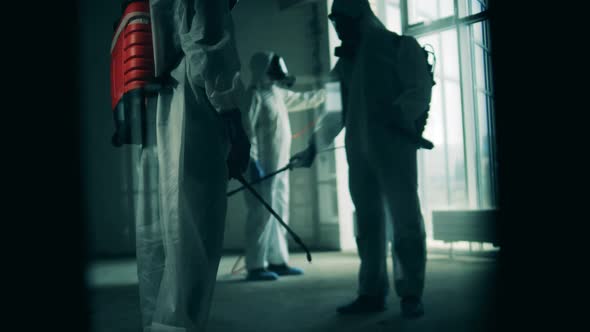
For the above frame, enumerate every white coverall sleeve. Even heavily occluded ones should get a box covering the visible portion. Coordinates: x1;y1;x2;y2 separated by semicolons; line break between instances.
311;111;344;149
246;90;260;160
392;36;433;130
179;0;247;113
308;63;344;149
277;87;327;113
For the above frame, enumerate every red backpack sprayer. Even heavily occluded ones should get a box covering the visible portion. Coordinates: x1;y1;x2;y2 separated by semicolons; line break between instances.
110;0;155;147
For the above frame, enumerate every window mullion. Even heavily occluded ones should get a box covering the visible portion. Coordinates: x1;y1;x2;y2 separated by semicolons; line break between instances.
435;32;452;207
469;25;484;208
400;0;409;34
376;0;387;22
457;0;468;17
457;23;479;209
405;16;456;37
405;11;489;37
483;21;498;207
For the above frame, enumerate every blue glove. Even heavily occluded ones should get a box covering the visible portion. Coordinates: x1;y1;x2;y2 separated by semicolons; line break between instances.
249;159;265;181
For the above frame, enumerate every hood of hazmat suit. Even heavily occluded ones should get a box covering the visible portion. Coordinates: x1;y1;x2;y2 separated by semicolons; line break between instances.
246;51;325;169
243;51;325;271
135;1;250;331
323;0;432;151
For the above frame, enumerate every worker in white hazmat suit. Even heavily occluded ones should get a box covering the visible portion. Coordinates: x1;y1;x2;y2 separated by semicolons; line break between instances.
291;0;433;318
133;0;251;331
244;51;326;281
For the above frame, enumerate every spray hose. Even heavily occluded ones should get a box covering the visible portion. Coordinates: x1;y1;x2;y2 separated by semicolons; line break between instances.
224;145;346;275
234;174;312;263
226;146;345;197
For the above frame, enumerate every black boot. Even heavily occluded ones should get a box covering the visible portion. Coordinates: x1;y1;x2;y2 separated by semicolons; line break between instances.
401;296;424;318
336;295;387;314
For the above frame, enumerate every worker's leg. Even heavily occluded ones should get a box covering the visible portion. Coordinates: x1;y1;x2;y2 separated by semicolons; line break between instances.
349;160;388;297
373;131;426;317
134;93;166;329
146;70;230;331
336;147;389;314
266;172;290;266
265;172;304;276
244;178;273;271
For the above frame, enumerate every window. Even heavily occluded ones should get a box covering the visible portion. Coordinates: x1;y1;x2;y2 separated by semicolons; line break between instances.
469;20;496;208
385;0;402;33
417;29;468;215
402;0;497;245
407;0;454;25
459;0;487;18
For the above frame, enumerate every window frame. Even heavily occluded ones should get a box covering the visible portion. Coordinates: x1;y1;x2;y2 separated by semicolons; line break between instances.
400;0;497;209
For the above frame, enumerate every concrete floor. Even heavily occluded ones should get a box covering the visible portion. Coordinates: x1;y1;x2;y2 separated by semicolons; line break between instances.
88;252;498;332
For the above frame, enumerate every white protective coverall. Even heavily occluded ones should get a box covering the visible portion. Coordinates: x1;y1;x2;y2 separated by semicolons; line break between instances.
311;0;433;300
244;52;326;271
133;1;250;331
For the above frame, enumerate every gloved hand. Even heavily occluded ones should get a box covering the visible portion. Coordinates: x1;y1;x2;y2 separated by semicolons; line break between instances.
412;110;434;149
415;110;429;137
249;158;265;181
290;143;317;168
221;109;251;180
391;107;434;150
